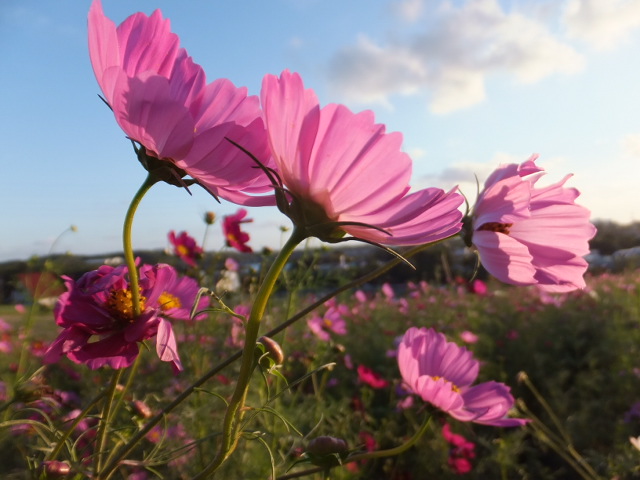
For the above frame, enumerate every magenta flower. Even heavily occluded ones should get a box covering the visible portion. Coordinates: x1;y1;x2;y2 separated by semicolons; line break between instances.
307;307;347;341
223;208;253;253
258;70;463;245
43;263;206;371
168;230;203;267
397;327;527;426
88;0;274;205
357;365;389;389
442;423;476;474
469;155;596;292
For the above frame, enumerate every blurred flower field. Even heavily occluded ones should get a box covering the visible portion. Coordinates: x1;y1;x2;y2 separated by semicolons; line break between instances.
1;261;639;479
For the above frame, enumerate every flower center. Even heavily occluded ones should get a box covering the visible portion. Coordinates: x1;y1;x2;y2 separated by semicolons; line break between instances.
158;292;181;311
432;375;460;393
478;222;513;235
323;318;333;328
107;288;146;322
176;245;189;257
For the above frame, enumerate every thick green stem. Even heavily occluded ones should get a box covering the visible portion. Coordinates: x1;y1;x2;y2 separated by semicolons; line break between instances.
123;174;157;317
195;228;306;479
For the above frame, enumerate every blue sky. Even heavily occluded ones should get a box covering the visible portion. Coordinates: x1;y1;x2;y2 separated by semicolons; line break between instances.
2;0;639;262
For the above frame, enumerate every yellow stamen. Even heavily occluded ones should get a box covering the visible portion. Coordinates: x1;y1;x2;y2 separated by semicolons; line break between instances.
159;292;181;311
432;375;460;393
107;288;146;322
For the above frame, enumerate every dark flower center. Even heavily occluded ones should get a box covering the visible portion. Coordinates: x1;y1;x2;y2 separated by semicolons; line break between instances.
478;222;513;235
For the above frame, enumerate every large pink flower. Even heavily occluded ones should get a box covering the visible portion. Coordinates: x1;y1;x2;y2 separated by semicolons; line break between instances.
397;327;527;427
258;70;463;245
470;155;596;291
43;263;207;371
88;0;274;205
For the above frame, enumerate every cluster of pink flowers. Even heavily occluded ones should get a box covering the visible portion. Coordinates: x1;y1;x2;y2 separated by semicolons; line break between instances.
44;263;207;371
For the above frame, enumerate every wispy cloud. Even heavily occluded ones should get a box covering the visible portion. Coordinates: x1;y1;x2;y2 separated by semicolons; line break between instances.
564;0;640;50
327;0;587;114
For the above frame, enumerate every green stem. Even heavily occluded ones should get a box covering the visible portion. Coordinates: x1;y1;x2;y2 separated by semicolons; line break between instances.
93;369;124;474
195;228;306;479
123;174;157;317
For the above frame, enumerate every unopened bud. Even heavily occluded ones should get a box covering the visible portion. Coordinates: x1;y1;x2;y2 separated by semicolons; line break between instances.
204;211;216;225
41;460;71;477
307;436;348;456
257;336;285;366
131;399;153;419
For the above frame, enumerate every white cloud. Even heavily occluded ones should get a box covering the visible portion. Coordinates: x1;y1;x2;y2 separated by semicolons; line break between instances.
393;0;426;22
564;0;640;50
327;0;584;114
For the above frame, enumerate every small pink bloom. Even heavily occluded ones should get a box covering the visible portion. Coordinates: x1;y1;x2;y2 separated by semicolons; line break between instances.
260;70;463;245
88;0;274;205
168;231;203;267
357;365;389;389
223;209;253;253
307;307;347;341
397;327;527;426
470;155;596;292
460;330;479;344
224;257;239;272
15;304;26;314
381;282;395;300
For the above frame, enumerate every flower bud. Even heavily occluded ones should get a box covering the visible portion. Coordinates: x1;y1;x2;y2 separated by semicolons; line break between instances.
306;436;348;456
257;336;285;366
204;211;216;225
131;399;153;419
40;460;71;477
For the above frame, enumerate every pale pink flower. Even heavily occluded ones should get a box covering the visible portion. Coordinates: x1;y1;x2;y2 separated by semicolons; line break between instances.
259;70;463;245
469;155;596;292
460;330;479;344
307;307;347;341
88;0;274;205
397;327;527;426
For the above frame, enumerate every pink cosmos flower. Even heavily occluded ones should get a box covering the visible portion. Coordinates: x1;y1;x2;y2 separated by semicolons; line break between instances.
223;209;253;253
259;70;463;245
307;307;347;341
88;0;274;205
43;263;207;371
168;230;203;267
397;327;527;426
469;155;596;292
357;365;389;389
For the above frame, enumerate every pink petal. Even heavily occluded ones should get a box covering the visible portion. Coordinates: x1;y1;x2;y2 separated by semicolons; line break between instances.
473;231;537;285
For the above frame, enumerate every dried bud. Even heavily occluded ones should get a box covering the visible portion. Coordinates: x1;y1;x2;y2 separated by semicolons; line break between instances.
14;372;53;403
257;336;285;366
204;211;216;225
131;399;153;419
41;460;71;477
307;435;348;456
